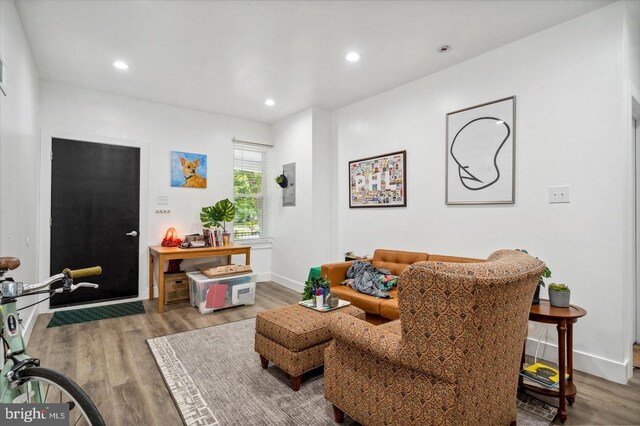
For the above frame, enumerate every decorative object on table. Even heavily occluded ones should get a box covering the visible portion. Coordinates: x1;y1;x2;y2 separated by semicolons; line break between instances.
275;174;288;188
171;150;207;188
282;162;296;206
302;275;331;301
201;264;253;279
517;249;550;304
181;234;208;248
548;283;571;307
349;150;406;208
344;251;368;261
200;198;236;246
161;227;182;247
326;292;339;308
315;288;324;309
446;96;515;204
299;298;351;312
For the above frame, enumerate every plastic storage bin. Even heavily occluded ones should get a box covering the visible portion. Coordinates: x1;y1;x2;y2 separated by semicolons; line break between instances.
187;271;256;314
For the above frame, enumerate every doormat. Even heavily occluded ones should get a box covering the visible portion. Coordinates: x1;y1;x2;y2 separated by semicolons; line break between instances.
47;301;145;328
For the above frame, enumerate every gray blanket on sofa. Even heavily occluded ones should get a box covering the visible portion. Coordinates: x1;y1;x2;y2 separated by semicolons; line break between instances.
344;260;392;298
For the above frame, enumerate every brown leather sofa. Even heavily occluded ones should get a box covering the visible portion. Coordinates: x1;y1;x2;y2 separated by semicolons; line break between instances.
321;249;481;322
324;249;546;425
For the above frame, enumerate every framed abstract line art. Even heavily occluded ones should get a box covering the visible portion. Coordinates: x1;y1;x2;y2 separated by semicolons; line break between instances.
349;150;406;208
446;96;515;205
171;151;207;188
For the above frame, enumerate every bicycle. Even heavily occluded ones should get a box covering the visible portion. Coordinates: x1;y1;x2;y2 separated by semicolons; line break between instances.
0;256;106;426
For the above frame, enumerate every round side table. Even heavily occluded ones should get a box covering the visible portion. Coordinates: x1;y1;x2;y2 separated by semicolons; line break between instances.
520;300;587;423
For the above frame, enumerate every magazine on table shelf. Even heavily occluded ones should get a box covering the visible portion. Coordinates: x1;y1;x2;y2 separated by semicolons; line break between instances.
520;362;569;388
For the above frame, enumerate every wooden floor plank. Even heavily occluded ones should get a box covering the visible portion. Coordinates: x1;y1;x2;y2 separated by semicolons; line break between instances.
25;282;640;425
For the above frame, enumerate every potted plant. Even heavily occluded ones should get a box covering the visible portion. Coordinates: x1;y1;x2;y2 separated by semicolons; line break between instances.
200;198;236;246
275;174;288;188
517;249;551;304
548;283;571;307
302;275;331;301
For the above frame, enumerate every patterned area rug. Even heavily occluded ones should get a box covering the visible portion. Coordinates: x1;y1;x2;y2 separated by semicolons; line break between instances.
46;301;145;328
147;318;557;425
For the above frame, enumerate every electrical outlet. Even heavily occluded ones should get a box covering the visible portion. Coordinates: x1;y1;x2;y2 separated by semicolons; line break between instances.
157;195;169;205
548;185;570;203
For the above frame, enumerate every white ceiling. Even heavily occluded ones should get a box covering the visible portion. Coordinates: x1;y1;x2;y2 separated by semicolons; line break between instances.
16;0;611;124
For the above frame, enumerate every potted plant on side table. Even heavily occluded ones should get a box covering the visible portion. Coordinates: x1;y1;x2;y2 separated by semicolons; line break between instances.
200;198;236;246
302;275;331;302
548;283;571;307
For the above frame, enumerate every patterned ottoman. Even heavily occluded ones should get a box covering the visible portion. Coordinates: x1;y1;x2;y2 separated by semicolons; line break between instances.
255;303;365;391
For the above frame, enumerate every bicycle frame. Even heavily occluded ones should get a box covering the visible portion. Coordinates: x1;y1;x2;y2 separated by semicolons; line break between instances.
0;299;45;403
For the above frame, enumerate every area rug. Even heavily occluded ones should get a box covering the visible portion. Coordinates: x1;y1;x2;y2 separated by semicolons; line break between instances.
47;301;145;328
147;318;557;426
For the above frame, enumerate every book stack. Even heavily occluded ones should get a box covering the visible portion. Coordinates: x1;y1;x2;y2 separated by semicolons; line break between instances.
206;229;224;247
520;362;569;388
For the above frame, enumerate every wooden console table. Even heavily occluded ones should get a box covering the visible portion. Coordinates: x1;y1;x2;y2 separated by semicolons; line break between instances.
520;300;587;423
148;244;251;313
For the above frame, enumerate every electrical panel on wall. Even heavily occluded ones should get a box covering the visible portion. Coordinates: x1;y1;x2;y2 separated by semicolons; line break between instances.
283;162;296;207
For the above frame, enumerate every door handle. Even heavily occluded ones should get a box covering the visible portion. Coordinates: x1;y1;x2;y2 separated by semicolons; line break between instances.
126;231;138;237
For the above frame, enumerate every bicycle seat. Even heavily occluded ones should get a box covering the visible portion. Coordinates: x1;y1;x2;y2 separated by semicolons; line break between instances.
0;257;20;270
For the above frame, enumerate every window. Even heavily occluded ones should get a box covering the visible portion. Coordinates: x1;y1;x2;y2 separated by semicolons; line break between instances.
233;141;272;241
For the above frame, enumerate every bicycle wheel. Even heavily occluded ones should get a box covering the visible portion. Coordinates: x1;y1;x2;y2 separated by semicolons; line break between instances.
7;367;105;426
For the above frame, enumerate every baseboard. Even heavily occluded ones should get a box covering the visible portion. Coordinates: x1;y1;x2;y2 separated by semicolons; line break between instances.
270;273;304;293
257;272;271;282
21;306;39;346
525;336;629;384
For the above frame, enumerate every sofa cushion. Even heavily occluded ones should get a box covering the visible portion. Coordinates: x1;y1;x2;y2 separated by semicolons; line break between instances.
426;254;483;264
372;249;429;276
329;285;383;315
380;293;400;320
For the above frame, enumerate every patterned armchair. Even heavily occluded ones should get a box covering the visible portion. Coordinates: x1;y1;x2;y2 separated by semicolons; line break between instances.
324;250;545;425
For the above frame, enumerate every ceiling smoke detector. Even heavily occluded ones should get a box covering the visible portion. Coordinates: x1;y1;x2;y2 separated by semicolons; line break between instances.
438;45;452;53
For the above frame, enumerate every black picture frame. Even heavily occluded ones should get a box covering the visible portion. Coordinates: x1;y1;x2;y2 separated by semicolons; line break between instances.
349;150;407;208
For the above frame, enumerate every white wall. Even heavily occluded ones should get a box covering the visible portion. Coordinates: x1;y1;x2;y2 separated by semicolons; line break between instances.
0;0;41;341
333;3;630;383
270;107;334;291
39;81;273;298
271;109;313;290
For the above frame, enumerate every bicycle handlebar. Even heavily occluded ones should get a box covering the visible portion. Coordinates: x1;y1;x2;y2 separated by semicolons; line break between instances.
63;266;102;279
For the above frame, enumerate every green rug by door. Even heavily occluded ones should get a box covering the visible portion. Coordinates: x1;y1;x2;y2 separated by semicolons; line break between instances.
47;301;145;328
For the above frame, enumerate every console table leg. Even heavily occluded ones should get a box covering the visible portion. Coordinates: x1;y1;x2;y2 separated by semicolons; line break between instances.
557;320;567;423
148;252;154;300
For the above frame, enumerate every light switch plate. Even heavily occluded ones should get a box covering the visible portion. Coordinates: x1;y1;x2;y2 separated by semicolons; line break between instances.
157;195;169;205
549;185;570;203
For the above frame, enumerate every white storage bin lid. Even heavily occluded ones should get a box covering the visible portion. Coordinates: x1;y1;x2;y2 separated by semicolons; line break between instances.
186;271;256;284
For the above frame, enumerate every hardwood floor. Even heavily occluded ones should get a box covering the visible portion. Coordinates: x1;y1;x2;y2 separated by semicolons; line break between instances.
27;282;640;425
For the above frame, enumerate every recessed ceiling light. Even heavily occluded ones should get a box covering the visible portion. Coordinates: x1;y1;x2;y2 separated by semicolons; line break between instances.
437;45;452;53
345;52;361;62
113;60;129;70
264;98;275;107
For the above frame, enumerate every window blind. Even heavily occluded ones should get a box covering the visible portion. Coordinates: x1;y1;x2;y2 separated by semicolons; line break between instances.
233;141;272;241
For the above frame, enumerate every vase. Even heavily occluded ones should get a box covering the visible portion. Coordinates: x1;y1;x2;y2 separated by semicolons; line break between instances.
222;232;230;246
532;286;541;305
549;290;570;308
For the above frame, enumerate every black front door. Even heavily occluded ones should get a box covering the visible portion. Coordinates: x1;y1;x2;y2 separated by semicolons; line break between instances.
50;138;140;307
